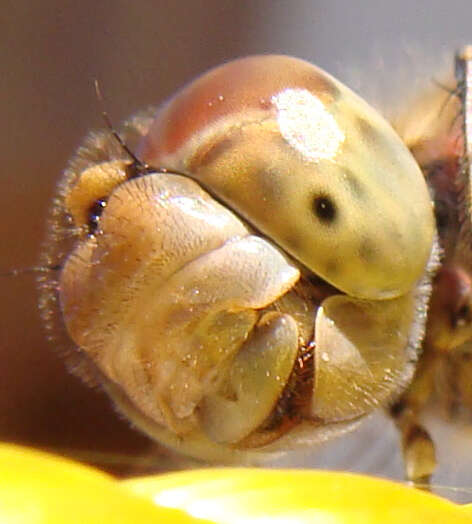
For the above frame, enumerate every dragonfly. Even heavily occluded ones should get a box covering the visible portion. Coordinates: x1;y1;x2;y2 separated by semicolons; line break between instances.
5;47;472;494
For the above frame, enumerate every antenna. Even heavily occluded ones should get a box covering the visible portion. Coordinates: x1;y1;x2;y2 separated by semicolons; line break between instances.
93;79;150;170
91;81;272;247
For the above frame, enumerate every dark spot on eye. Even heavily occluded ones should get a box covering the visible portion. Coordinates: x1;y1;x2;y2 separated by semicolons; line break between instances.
88;197;107;234
358;237;376;262
312;194;337;223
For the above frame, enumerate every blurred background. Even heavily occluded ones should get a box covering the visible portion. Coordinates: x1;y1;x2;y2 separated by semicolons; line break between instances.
2;0;472;501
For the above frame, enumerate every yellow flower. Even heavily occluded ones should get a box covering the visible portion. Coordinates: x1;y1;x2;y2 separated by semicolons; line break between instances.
1;443;471;523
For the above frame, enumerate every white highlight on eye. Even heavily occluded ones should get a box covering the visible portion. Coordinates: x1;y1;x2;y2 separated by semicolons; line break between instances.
272;88;344;163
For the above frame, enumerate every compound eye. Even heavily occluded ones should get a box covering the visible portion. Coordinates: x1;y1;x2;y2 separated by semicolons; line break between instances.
138;55;435;300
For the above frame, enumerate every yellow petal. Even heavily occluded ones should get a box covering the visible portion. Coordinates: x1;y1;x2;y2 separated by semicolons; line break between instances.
2;443;471;523
0;444;195;523
123;468;472;524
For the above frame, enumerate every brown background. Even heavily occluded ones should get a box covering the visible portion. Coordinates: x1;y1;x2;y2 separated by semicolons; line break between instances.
2;0;472;493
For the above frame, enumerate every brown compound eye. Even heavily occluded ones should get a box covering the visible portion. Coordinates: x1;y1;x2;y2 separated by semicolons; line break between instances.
65;160;130;233
138;55;435;301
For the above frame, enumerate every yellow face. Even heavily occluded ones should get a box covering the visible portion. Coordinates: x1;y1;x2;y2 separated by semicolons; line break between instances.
41;56;438;462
